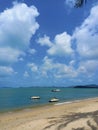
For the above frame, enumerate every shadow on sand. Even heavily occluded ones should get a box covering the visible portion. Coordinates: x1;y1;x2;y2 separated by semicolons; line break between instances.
43;110;98;130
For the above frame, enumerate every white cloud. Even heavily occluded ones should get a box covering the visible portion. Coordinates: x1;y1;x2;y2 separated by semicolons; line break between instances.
24;71;29;77
26;57;98;80
0;2;39;64
73;5;98;59
42;56;53;69
69;60;75;66
40;56;98;79
0;66;16;76
34;4;98;81
78;60;98;75
0;47;24;64
37;35;52;47
27;63;38;72
41;56;77;78
47;32;73;56
38;32;73;56
28;48;36;55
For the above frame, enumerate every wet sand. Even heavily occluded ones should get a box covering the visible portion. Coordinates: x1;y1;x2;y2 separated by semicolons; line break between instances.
0;98;98;130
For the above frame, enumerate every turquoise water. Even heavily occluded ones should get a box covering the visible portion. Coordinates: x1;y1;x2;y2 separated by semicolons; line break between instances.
0;87;98;112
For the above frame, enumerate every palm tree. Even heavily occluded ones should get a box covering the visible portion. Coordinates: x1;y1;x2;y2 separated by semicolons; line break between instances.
75;0;87;7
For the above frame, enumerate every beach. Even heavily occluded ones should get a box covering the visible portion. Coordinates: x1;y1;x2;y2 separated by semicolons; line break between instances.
0;98;98;130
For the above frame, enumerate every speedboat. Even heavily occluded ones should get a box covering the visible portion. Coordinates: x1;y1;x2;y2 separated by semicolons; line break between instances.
51;89;61;92
49;97;59;102
31;96;40;99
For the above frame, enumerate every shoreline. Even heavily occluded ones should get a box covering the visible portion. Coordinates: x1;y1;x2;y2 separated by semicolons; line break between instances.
0;97;98;130
1;96;98;114
0;97;98;114
55;96;98;105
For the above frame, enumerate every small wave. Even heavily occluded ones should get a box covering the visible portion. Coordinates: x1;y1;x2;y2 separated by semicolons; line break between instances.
55;97;98;106
55;101;72;105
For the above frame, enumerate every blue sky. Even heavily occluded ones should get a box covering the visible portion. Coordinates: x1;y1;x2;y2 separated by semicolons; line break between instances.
0;0;98;87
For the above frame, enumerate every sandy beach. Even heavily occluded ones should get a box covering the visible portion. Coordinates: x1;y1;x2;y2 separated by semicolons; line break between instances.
0;98;98;130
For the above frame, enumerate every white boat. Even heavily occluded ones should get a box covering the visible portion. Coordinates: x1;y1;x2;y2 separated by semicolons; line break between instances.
51;89;61;92
31;96;40;99
49;98;59;102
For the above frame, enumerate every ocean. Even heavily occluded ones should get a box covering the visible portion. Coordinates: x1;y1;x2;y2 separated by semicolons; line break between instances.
0;87;98;112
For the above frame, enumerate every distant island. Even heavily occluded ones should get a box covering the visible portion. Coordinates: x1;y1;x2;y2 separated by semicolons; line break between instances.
74;84;98;88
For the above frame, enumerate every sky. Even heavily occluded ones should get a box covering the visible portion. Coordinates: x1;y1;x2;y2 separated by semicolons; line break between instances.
0;0;98;87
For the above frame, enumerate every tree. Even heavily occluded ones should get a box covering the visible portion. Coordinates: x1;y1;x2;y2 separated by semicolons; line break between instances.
75;0;87;7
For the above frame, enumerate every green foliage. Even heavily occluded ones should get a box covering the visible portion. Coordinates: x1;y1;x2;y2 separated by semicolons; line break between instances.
75;0;87;7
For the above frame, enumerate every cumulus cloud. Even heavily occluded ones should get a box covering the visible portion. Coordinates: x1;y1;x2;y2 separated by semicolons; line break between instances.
39;56;98;79
78;60;98;75
38;32;73;56
28;48;36;55
48;32;73;56
35;4;98;81
0;47;24;64
0;2;39;64
27;63;38;72
37;35;52;47
41;56;77;78
0;66;16;77
73;5;98;59
26;57;97;80
24;71;29;77
27;57;77;78
37;4;98;61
